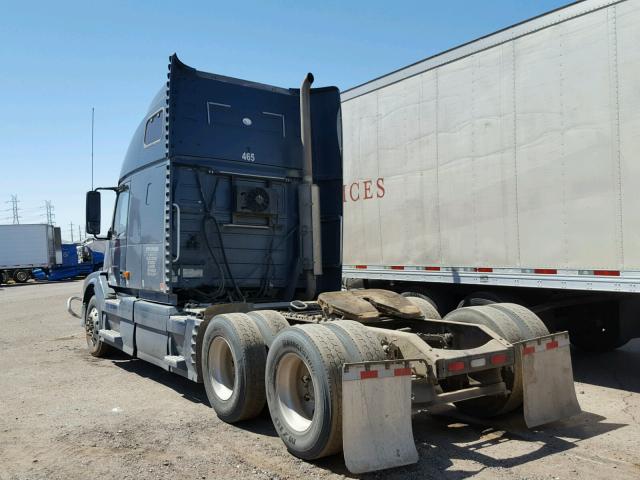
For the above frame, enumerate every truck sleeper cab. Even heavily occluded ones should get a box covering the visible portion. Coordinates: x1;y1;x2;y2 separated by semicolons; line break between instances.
67;55;580;474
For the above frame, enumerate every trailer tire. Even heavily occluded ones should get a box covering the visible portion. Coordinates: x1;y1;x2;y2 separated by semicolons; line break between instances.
85;296;111;357
266;324;347;460
247;310;289;347
324;320;386;362
202;313;267;423
570;330;628;352
444;304;548;417
458;291;522;309
568;311;629;352
402;293;442;319
13;269;30;283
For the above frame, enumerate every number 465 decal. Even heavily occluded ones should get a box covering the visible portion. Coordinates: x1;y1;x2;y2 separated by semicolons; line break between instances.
242;151;255;162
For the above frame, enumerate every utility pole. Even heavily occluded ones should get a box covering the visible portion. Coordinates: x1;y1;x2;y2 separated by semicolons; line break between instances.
6;195;20;224
43;200;55;225
78;225;82;242
69;221;74;242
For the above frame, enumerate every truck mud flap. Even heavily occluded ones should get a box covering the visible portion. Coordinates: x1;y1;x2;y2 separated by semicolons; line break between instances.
517;331;581;427
342;360;419;474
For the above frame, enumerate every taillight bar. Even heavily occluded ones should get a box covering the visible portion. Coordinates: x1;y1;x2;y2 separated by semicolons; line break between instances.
437;350;513;378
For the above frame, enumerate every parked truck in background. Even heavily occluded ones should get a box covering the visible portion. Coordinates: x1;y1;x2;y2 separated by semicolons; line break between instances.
67;55;579;473
0;224;62;284
341;0;640;352
32;243;104;281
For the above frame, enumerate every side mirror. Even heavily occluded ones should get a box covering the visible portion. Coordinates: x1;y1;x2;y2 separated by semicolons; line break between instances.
86;191;101;235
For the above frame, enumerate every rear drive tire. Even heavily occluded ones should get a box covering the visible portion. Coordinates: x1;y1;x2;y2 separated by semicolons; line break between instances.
85;296;111;357
13;269;30;283
324;320;386;362
202;313;267;423
247;310;289;347
444;304;548;417
402;293;442;319
266;324;347;460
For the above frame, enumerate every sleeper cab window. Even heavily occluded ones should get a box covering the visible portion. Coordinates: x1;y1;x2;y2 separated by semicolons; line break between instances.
144;110;163;147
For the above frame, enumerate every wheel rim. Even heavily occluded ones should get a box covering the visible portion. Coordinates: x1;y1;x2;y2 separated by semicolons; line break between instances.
275;353;315;432
85;306;99;347
16;271;28;282
209;336;236;401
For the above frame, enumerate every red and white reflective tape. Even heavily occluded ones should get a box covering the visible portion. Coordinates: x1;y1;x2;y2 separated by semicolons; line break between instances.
345;265;622;277
343;362;413;382
521;334;570;356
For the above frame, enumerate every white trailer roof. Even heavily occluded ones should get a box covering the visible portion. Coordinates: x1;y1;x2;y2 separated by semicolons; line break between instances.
342;0;624;102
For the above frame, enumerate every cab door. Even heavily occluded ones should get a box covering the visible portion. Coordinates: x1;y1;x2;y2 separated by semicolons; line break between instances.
108;184;130;288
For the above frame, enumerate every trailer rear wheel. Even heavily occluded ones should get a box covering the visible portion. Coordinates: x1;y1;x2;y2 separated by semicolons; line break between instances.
85;296;110;357
457;291;522;308
13;269;30;283
402;293;442;319
266;324;347;460
568;310;629;352
444;304;548;417
202;313;267;423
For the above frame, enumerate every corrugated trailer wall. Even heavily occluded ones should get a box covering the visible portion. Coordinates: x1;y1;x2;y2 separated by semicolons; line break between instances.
342;0;640;272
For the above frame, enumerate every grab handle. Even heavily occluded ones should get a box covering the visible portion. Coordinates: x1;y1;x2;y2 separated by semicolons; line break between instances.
172;203;181;263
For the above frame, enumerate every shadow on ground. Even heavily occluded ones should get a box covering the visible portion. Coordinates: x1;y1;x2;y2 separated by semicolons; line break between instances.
102;347;627;479
571;339;640;393
107;351;280;437
312;406;625;479
109;351;208;405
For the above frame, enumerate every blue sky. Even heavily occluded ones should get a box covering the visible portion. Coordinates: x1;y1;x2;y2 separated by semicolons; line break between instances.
0;0;568;241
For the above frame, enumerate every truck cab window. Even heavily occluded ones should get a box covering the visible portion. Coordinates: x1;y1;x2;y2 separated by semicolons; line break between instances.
112;190;130;238
144;110;163;146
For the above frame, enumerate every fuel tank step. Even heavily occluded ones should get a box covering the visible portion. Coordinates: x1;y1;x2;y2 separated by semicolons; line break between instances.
164;355;186;370
98;329;123;345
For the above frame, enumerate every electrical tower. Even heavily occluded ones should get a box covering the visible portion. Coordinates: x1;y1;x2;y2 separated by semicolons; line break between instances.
42;201;55;225
5;195;20;224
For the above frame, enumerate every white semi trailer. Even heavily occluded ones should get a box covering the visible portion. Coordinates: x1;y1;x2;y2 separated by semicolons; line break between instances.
0;224;62;283
342;0;640;351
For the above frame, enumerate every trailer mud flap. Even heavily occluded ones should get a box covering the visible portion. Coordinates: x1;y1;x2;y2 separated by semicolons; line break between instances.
342;360;419;474
518;332;581;427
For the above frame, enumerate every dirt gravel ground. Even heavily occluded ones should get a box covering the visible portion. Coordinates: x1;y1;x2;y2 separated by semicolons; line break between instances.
1;281;639;480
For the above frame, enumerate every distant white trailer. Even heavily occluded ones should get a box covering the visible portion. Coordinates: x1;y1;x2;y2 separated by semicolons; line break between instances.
341;0;640;351
0;224;62;283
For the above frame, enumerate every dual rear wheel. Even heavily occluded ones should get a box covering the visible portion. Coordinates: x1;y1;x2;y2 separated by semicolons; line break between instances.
201;313;385;460
201;302;547;460
443;303;549;416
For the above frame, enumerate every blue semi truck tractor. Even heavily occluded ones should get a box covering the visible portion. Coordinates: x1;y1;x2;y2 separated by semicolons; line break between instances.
67;55;581;474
